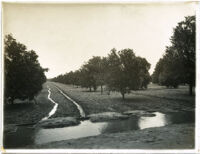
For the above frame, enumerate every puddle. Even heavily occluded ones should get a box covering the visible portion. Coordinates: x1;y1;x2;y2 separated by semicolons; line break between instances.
138;112;167;129
4;111;194;148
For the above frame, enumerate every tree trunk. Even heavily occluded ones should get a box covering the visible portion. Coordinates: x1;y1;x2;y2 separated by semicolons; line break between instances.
100;85;103;95
189;84;193;96
93;85;97;92
89;87;91;92
121;92;125;100
8;97;14;105
33;97;37;104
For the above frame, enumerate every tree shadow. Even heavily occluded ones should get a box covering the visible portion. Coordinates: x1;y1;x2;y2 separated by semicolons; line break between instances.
4;103;35;111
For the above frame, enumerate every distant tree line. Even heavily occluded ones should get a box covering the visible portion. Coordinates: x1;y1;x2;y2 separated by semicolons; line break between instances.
152;16;195;95
4;34;48;104
52;48;151;99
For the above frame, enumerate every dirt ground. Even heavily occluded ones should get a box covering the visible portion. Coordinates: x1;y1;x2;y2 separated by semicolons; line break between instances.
3;81;195;149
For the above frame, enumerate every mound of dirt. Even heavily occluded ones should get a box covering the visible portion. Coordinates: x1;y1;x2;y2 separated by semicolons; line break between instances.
88;112;129;122
123;110;156;117
37;117;80;128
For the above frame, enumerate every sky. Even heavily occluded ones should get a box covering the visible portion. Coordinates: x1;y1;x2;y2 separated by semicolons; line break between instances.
3;2;197;78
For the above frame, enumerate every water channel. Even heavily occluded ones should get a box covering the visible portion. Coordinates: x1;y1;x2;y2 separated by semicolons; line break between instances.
41;86;58;121
3;85;195;148
4;111;194;148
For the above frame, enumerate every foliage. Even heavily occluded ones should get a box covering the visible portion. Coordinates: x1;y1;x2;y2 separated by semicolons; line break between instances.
152;16;195;94
106;48;151;99
4;34;47;104
52;48;151;99
81;56;109;92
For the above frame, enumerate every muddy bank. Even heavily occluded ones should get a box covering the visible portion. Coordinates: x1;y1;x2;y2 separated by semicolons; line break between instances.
88;112;129;122
37;117;80;128
35;123;194;149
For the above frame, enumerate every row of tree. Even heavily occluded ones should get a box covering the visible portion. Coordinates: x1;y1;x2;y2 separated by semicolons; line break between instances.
52;48;151;99
152;16;195;95
4;34;48;104
3;15;194;104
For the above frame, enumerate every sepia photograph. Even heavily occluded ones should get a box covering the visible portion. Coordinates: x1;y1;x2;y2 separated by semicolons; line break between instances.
1;0;199;152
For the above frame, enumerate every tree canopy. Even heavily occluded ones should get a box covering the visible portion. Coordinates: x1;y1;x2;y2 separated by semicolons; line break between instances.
4;34;48;104
52;48;151;99
152;15;195;94
106;48;150;99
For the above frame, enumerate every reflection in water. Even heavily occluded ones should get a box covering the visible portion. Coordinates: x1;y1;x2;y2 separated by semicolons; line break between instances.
34;111;194;145
35;112;165;144
35;120;108;145
101;117;139;134
35;117;140;145
138;112;168;129
165;111;195;124
4;111;194;148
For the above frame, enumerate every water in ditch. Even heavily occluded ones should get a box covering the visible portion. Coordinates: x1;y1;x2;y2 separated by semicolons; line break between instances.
4;111;194;148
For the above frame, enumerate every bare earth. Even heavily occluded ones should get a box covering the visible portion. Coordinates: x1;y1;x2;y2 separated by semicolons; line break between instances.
4;81;195;149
